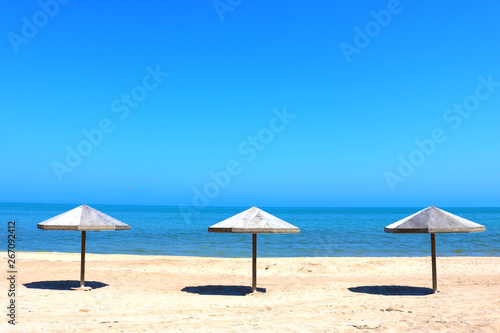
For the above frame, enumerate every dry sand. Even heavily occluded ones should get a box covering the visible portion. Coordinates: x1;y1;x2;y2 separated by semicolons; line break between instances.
1;252;499;332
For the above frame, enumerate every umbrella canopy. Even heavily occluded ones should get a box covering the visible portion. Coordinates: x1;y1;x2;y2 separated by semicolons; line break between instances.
209;207;300;292
384;206;485;293
37;205;130;290
208;206;300;234
37;204;130;231
385;206;485;234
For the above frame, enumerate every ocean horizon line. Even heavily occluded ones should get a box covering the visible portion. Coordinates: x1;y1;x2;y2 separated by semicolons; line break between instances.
2;202;500;210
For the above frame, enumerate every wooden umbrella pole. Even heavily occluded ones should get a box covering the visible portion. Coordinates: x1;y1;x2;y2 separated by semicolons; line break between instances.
81;230;86;288
252;233;257;292
72;230;91;290
431;233;437;293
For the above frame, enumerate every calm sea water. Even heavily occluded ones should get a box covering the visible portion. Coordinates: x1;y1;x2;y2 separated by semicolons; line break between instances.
1;203;498;257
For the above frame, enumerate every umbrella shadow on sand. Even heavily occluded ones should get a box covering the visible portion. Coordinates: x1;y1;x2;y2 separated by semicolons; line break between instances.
182;285;266;296
24;280;108;291
348;285;434;296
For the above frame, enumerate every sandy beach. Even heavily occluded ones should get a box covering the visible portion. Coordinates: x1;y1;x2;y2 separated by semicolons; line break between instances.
2;253;499;332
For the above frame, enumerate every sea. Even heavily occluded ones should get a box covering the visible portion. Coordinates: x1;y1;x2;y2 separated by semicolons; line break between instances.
1;203;499;257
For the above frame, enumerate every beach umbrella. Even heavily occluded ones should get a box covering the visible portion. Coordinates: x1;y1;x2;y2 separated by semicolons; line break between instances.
208;207;300;292
37;205;130;290
384;206;485;293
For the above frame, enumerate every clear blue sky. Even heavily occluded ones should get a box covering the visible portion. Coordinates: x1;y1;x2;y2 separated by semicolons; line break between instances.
2;0;499;207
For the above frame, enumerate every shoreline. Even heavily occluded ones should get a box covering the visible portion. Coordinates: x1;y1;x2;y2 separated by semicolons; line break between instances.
11;250;500;257
9;251;500;259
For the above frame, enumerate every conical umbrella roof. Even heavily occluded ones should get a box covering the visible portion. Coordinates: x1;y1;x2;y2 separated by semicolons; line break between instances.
37;205;130;231
208;207;300;234
384;206;485;234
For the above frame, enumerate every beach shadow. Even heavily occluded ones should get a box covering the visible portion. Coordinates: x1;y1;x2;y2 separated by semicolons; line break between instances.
348;285;434;296
182;285;266;296
23;280;108;291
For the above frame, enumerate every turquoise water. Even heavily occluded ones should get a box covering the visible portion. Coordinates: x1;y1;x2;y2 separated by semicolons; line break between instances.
1;203;498;257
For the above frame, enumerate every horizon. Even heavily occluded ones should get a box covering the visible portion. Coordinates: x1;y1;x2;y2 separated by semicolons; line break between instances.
2;1;500;208
2;202;499;209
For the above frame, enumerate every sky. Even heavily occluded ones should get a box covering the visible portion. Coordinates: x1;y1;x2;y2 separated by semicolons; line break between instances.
1;0;499;207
